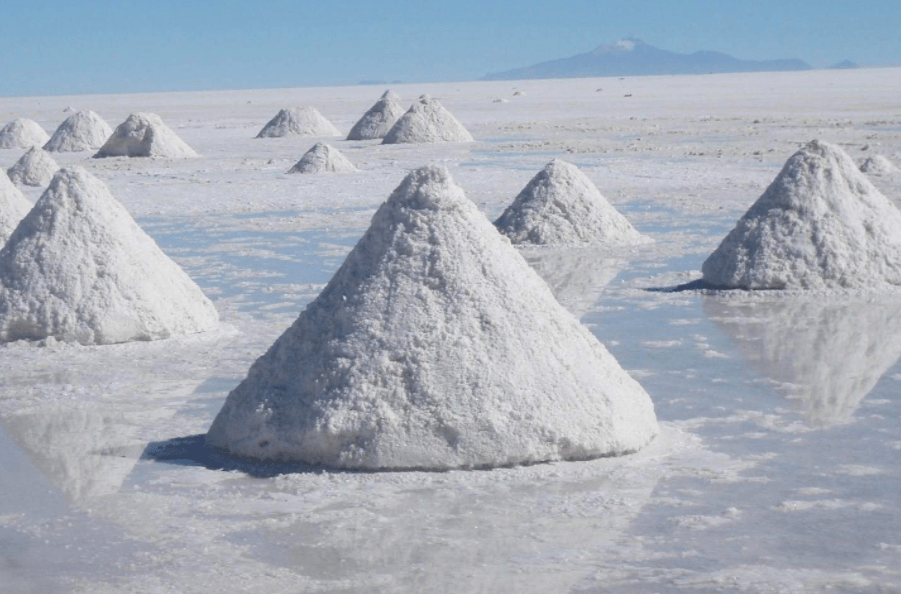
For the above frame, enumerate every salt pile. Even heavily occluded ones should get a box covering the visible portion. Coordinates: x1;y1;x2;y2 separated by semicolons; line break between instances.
256;107;341;138
44;110;113;152
7;147;59;187
287;142;357;174
206;165;657;470
1;171;31;245
0;118;49;149
495;159;647;246
346;90;406;140
381;97;474;144
703;140;901;290
94;113;198;158
0;167;219;345
859;155;898;175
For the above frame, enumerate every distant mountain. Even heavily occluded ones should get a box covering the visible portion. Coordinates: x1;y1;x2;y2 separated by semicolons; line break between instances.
483;39;811;81
827;60;859;70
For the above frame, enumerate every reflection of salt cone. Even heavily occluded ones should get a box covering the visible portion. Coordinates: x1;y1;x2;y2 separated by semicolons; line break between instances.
523;248;624;318
703;296;901;426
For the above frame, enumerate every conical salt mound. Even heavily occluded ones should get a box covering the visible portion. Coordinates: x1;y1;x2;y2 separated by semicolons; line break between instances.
859;155;898;175
287;142;357;174
206;166;657;470
1;171;31;245
44;110;113;152
346;90;406;140
381;97;473;144
0;167;219;345
495;159;648;246
0;118;49;149
702;140;901;290
256;107;341;138
7;147;59;187
93;113;198;158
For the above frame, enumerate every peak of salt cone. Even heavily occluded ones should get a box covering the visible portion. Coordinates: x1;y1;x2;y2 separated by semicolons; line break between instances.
44;110;113;152
702;140;901;290
94;113;197;158
0;167;219;345
0;118;49;149
380;89;401;102
0;171;32;245
495;159;647;246
256;107;341;138
287;142;357;174
859;154;898;175
7;147;59;187
206;165;657;470
347;91;406;140
381;98;473;144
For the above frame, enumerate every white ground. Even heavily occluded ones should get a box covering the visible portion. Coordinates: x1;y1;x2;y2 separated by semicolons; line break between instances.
1;68;900;593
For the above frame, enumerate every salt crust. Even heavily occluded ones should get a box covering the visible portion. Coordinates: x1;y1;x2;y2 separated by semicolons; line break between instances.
94;113;198;158
206;165;658;470
44;110;113;152
702;140;901;290
495;159;648;246
287;142;356;174
0;167;219;345
346;90;406;140
0;171;32;245
0;118;49;149
859;155;898;175
256;107;341;138
381;97;474;144
7;147;59;187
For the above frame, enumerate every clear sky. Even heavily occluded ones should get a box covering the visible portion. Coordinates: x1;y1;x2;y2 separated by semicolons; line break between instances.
2;0;899;97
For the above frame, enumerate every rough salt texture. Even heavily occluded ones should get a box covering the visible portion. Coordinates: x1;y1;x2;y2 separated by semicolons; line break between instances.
381;97;474;144
0;118;49;149
0;167;219;345
7;147;59;187
256;107;341;138
44;110;113;152
702;140;901;290
94;113;198;158
859;155;898;175
346;90;406;140
287;142;357;174
495;159;648;246
206;165;658;470
1;171;32;245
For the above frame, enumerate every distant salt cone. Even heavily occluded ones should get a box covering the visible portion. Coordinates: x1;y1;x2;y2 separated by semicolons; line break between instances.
7;147;59;187
702;140;901;290
0;118;49;149
381;97;473;144
94;113;198;158
256;107;341;138
0;171;32;245
287;142;357;174
495;159;648;246
0;167;219;345
859;155;898;175
44;110;113;152
206;165;657;470
346;90;406;140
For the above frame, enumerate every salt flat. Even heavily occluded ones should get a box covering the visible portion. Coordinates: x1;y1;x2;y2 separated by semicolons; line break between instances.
1;68;900;593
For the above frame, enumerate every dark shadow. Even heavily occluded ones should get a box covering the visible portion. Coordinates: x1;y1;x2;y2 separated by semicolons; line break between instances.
645;278;715;293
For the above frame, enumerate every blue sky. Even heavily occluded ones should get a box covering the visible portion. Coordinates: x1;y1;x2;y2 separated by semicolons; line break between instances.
2;0;899;96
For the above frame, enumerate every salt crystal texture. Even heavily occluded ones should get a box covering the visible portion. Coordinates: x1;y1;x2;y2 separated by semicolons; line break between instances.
94;113;198;158
859;155;898;175
495;159;648;246
346;90;406;140
7;147;59;187
287;142;356;174
702;140;901;290
382;97;474;144
0;118;49;149
0;167;219;345
256;107;341;138
0;171;32;245
44;110;113;152
206;165;658;469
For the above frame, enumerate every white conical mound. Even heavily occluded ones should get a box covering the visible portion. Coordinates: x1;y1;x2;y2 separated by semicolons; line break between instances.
0;118;49;149
287;142;357;174
495;159;648;246
381;97;474;144
702;140;901;290
44;110;113;152
206;165;657;470
859;155;898;175
346;90;406;140
0;167;219;345
7;147;59;187
1;171;32;245
256;107;341;138
93;113;197;158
